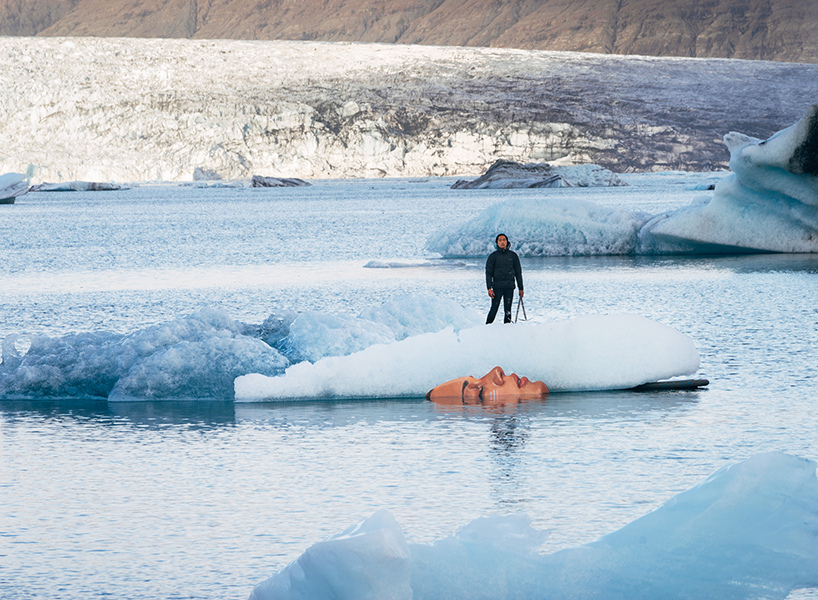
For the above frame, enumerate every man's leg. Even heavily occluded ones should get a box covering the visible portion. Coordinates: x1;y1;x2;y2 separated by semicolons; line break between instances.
502;288;514;323
486;290;503;324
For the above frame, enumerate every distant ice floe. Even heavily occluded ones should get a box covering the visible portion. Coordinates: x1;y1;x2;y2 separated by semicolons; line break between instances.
0;172;29;203
251;175;311;187
249;452;818;600
28;181;123;192
234;314;699;401
363;259;467;268
430;105;818;256
451;160;627;189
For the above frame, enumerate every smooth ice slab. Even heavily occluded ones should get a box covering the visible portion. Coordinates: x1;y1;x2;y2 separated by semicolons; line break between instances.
249;452;818;600
234;314;700;401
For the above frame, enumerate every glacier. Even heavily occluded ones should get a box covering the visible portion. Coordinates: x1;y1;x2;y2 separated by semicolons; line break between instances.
234;314;700;401
2;37;817;182
249;452;818;600
430;105;818;256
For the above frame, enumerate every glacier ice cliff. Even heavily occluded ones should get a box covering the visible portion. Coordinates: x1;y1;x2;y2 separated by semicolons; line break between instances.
430;105;818;256
1;38;817;183
249;452;818;600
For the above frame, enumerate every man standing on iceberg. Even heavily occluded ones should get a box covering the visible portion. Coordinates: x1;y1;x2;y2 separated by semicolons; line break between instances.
485;233;523;324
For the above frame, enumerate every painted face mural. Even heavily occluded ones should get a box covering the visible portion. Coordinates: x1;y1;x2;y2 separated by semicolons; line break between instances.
427;366;548;404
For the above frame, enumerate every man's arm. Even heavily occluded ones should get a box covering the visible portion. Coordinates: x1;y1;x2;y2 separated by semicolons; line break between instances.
485;253;495;290
514;253;524;295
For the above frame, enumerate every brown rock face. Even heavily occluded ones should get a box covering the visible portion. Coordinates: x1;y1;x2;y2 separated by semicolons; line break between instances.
3;0;816;63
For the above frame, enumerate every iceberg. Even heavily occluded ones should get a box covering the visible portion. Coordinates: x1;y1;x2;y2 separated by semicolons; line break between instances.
28;181;122;192
0;308;288;400
451;160;627;189
641;104;818;253
427;196;644;257
249;452;818;600
234;314;700;401
0;172;28;204
0;295;481;401
251;175;311;187
430;105;818;257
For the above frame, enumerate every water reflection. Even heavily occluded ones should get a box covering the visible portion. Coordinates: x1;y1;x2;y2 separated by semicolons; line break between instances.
0;399;236;429
0;391;699;432
519;253;818;274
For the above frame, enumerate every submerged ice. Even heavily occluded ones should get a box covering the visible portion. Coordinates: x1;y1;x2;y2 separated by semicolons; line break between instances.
430;105;818;257
249;452;818;600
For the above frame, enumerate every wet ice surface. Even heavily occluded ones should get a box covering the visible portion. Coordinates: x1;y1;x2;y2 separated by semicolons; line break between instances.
1;175;817;599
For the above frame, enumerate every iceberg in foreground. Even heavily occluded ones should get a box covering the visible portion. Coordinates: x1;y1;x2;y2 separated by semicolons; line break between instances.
249;452;818;600
234;314;700;401
429;105;818;257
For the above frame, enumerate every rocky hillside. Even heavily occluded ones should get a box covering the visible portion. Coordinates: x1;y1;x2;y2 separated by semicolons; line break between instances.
2;37;816;183
2;0;816;63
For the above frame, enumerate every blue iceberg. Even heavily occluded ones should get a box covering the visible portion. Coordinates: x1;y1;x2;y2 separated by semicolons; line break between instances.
250;452;818;600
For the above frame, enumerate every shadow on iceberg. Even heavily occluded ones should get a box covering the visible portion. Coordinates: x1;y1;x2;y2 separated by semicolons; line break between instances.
249;452;818;600
428;105;818;257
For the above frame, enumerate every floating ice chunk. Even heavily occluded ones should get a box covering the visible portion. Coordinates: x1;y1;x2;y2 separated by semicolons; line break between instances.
234;314;699;401
28;181;122;191
109;336;288;401
358;294;482;341
251;175;310;187
249;509;412;600
451;160;627;189
279;311;396;363
249;452;818;600
276;295;482;363
641;104;818;253
426;197;646;257
363;259;466;268
0;172;28;203
0;307;287;400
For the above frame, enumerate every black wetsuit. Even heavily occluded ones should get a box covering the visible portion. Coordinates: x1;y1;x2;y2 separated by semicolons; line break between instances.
485;247;523;324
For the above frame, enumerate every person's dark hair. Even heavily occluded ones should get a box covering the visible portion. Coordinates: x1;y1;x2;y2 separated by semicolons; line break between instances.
495;233;510;249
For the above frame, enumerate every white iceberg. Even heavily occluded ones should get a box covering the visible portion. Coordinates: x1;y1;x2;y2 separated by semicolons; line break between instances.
641;104;818;253
28;181;122;192
234;314;700;401
0;172;28;203
249;452;818;600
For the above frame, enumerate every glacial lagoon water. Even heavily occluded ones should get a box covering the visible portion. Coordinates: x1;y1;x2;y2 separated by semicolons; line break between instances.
1;176;817;599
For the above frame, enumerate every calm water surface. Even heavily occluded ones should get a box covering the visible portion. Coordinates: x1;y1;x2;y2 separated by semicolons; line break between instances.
1;177;817;599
